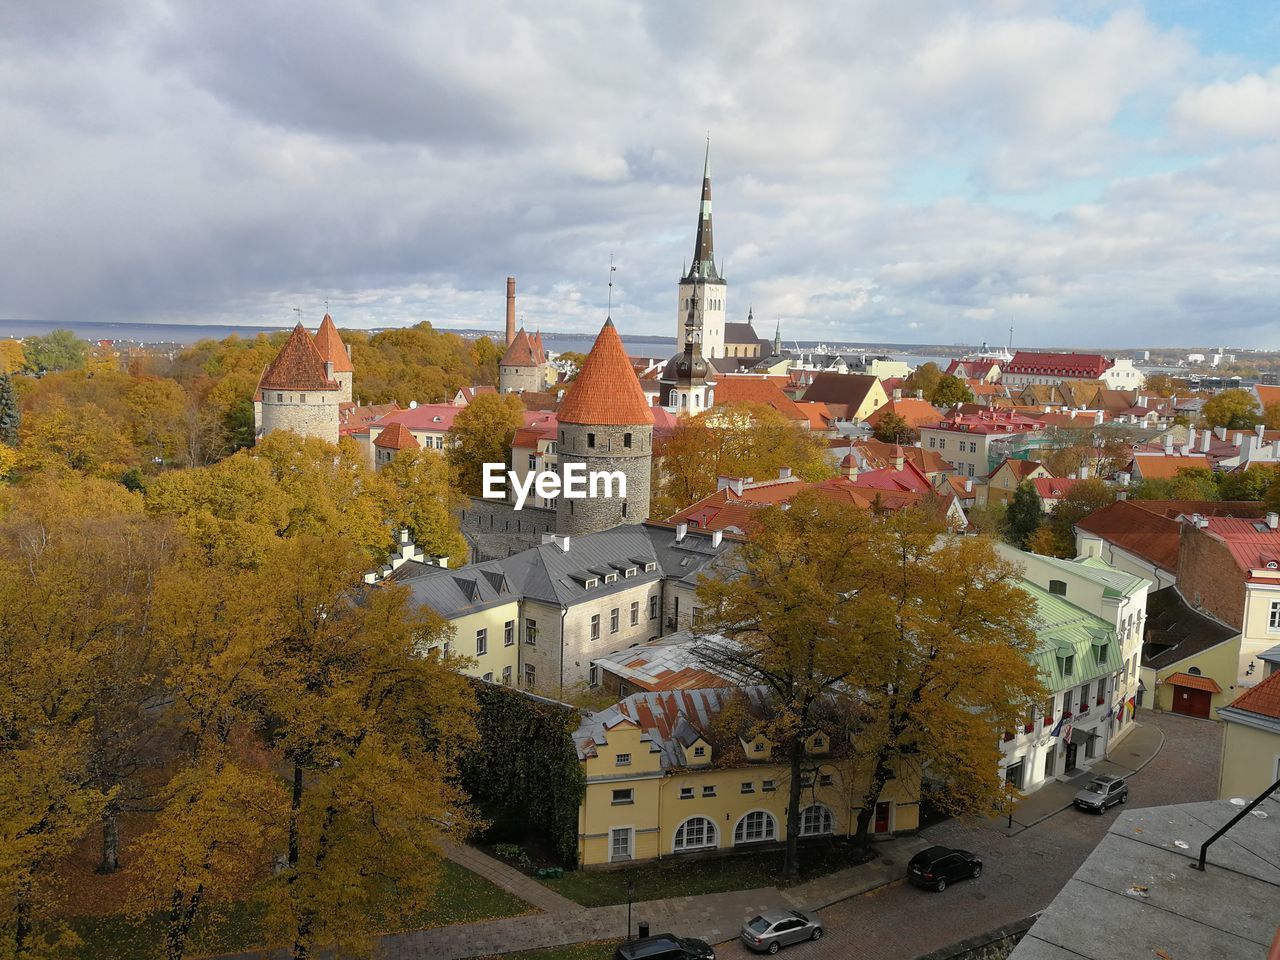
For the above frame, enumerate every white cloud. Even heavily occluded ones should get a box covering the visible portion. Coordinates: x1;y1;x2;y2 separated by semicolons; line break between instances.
1173;67;1280;141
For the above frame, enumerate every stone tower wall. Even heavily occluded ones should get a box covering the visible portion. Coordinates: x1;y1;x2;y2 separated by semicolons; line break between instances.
500;363;545;394
555;422;653;536
257;389;341;445
335;371;353;403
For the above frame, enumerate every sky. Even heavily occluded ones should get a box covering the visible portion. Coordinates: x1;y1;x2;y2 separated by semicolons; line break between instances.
2;1;1280;349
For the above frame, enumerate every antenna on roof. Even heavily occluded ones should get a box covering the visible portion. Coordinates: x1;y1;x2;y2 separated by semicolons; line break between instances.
292;306;302;325
607;253;617;318
324;299;329;314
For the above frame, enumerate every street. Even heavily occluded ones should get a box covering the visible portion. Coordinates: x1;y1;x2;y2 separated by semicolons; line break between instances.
717;710;1223;960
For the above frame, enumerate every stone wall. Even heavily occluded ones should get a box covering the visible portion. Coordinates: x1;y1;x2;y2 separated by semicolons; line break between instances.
460;498;554;561
1176;522;1246;629
257;389;341;444
555;422;653;536
914;916;1036;960
500;364;545;394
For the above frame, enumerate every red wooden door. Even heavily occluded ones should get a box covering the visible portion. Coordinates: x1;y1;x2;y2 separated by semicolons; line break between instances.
1173;686;1211;719
874;802;891;833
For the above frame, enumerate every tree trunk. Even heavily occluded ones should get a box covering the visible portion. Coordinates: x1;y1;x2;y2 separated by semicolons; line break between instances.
165;886;203;960
14;886;31;958
783;737;804;885
97;808;120;874
853;749;895;851
288;763;303;870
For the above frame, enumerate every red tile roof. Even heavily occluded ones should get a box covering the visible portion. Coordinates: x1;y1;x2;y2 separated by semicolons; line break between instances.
865;398;944;430
557;319;654;426
339;401;401;437
1225;669;1280;720
924;409;1046;435
1074;500;1183;572
1032;477;1083;500
1005;351;1112;378
373;421;420;450
374;404;463;432
313;314;354;373
500;328;546;367
714;377;807;422
994;458;1046;481
793;401;834;430
1197;517;1280;577
259;323;340;392
847;439;952;476
1163;672;1223;694
1254;385;1280;409
512;417;558;449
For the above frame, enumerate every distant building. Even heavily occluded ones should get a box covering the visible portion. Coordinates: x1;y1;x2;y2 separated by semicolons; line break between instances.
675;144;727;360
1000;351;1144;390
917;410;1047;479
253;319;346;444
499;328;552;394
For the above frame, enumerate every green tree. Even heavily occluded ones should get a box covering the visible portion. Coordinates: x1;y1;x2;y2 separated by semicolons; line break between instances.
380;448;469;566
904;362;942;401
1005;480;1043;547
1202;389;1260;430
1130;467;1220;502
23;330;89;373
447;392;526;496
0;374;18;446
872;411;913;444
1216;466;1277;502
1045;478;1116;554
930;374;974;408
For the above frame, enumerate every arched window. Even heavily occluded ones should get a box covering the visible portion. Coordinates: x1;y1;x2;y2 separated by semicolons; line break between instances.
799;804;835;836
673;816;718;852
1187;666;1202;676
733;810;777;845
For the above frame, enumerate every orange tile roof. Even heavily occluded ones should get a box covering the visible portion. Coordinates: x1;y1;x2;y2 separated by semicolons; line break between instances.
848;439;952;475
557;319;654;426
500;328;545;367
864;398;944;429
259;324;340;392
1163;671;1222;694
373;421;420;450
1032;477;1083;500
994;458;1046;481
313;314;353;373
1225;669;1280;720
1254;385;1280;409
792;401;834;430
1131;453;1210;480
713;377;806;421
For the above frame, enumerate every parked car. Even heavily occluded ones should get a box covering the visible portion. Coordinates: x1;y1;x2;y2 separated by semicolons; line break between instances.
740;909;824;953
1073;774;1128;813
907;845;983;892
613;933;716;960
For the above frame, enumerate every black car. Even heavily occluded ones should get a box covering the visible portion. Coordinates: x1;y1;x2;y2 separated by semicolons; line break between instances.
907;845;983;892
614;933;716;960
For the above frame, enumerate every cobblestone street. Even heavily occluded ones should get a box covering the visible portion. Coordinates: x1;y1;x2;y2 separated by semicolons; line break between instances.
715;710;1223;960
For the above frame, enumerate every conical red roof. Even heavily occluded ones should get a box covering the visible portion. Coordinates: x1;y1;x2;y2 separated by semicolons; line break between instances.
314;314;353;373
259;324;339;392
501;328;540;366
557;319;654;426
373;421;420;450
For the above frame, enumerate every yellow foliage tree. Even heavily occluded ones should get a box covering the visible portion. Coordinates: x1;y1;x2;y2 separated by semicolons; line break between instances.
447;392;526;496
379;448;469;566
0;341;24;375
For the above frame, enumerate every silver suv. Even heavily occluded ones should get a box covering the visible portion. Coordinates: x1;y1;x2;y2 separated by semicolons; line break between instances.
1073;774;1128;813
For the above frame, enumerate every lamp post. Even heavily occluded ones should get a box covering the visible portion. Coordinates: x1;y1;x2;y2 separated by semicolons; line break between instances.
626;880;635;940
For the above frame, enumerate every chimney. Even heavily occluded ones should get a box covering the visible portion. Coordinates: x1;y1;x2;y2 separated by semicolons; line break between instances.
506;276;516;346
1202;428;1212;452
711;530;723;547
539;533;571;551
1214;425;1227;441
1163;435;1174;455
1257;423;1266;440
675;522;688;543
409;400;418;409
916;389;924;400
1080;464;1089;480
842;456;859;480
1119;471;1131;486
1273;439;1280;459
1234;431;1243;447
1094;410;1103;426
1269;513;1279;530
892;445;905;471
893;388;902;400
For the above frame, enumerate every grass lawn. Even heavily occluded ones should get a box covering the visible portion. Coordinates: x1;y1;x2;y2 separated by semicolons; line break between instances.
66;859;533;959
476;941;622;960
538;842;872;907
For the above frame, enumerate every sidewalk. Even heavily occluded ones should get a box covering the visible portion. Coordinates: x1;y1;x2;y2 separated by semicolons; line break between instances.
438;840;582;915
995;719;1166;833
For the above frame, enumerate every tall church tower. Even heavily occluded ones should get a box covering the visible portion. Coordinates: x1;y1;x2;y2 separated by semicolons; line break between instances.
676;142;727;359
555;318;654;536
659;291;716;413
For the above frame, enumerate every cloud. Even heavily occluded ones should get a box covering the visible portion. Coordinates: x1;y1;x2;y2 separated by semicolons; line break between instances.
1173;67;1280;141
0;0;1277;348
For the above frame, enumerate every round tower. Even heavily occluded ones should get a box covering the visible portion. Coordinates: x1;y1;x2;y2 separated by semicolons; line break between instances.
555;318;654;536
314;313;354;403
255;323;342;444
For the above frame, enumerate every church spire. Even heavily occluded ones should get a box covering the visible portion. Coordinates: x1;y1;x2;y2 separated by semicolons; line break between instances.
685;140;719;282
773;320;782;357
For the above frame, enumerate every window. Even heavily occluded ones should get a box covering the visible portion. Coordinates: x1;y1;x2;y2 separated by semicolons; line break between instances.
475;629;487;656
649;595;659;619
679;787;694;800
1095;643;1108;664
482;672;493;681
610;608;619;633
609;827;632;862
299;394;307;404
615;753;631;767
587;432;596;448
733;811;777;845
591;615;600;640
276;393;284;403
611;788;633;805
588;663;600;687
504;620;514;646
939;438;946;450
1062;691;1072;715
1270;600;1280;629
753;742;765;753
819;774;833;786
928;437;936;448
673;817;717;852
1048;580;1067;597
741;782;754;794
502;666;512;686
525;618;537;645
701;785;716;797
1043;698;1054;726
812;736;825;748
692;745;706;758
1063;654;1074;677
604;573;617;584
762;779;775;792
1005;760;1025;789
1187;666;1202;676
524;664;536;687
528;454;536;470
623;432;632;448
630;601;639;626
799;805;834;836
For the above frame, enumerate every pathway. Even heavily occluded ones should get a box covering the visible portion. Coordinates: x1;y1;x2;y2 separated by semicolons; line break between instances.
437;840;581;915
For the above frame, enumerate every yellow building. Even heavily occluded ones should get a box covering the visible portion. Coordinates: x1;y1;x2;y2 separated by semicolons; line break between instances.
572;687;920;867
1141;587;1242;720
1217;670;1280;800
984;458;1051;506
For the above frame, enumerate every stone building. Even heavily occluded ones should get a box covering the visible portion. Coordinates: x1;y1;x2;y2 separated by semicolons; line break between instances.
676;144;727;360
313;313;354;402
555;318;654;536
253;322;344;444
499;328;551;394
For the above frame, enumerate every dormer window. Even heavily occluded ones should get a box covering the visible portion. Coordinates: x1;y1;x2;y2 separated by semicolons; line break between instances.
753;742;765;753
604;573;618;584
644;562;656;572
624;567;637;578
1049;580;1067;596
585;578;599;589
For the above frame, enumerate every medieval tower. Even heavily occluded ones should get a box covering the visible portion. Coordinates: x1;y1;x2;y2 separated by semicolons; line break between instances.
676;143;727;359
659;290;715;412
253;317;348;444
555;318;653;536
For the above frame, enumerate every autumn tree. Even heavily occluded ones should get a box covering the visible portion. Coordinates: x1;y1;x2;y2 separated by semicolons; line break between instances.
447;391;525;496
470;336;503;385
1202;389;1259;430
1216;465;1277;502
1005;480;1043;547
1130;466;1221;502
380;448;469;566
0;341;25;376
23;330;88;374
931;374;974;408
697;499;1043;880
1143;373;1177;398
0;373;18;446
1042;478;1116;556
1264;402;1280;430
904;362;942;401
871;411;913;444
652;403;834;517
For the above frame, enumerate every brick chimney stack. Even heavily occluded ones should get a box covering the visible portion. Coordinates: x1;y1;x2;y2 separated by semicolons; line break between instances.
506;277;516;346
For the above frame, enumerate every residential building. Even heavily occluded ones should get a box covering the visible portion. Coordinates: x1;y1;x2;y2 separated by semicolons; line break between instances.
918;410;1046;479
572;686;921;866
799;373;889;423
1176;513;1280;687
862;395;943;438
398;522;737;695
1031;476;1085;513
676;144;727;359
1217;670;1280;800
999;351;1144;390
1141;587;1241;719
945;358;1002;382
840;439;953;482
509;415;559;510
985;458;1051;505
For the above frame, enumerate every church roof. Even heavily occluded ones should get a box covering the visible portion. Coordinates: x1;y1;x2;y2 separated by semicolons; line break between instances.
314;313;353;373
500;328;545;367
557;319;655;426
683;143;721;284
373;421;420;451
259;323;340;392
